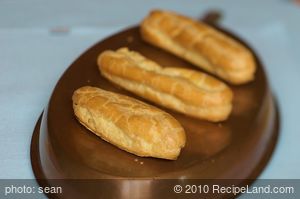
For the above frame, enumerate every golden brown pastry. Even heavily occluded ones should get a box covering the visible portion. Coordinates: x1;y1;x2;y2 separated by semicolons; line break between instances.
72;86;186;160
140;10;256;85
98;48;233;122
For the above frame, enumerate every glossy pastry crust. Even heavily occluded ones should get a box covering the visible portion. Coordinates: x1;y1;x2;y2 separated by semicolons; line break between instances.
72;86;186;160
98;48;233;122
140;10;256;84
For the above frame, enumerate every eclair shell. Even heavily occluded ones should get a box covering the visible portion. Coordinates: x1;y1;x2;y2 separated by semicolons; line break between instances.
72;86;186;160
140;10;256;84
98;48;233;122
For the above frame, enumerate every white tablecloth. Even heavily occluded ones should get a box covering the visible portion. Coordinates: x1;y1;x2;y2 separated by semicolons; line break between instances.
1;0;300;183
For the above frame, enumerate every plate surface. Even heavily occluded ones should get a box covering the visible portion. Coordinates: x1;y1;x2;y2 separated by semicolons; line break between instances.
31;26;279;198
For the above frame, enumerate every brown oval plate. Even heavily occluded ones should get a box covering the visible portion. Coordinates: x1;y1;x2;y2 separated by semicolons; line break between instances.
31;26;279;198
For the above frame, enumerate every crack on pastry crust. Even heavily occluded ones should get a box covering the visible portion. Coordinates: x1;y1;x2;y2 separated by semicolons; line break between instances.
103;72;232;121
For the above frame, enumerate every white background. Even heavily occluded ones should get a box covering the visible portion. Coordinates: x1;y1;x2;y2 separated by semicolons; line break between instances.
0;0;300;184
